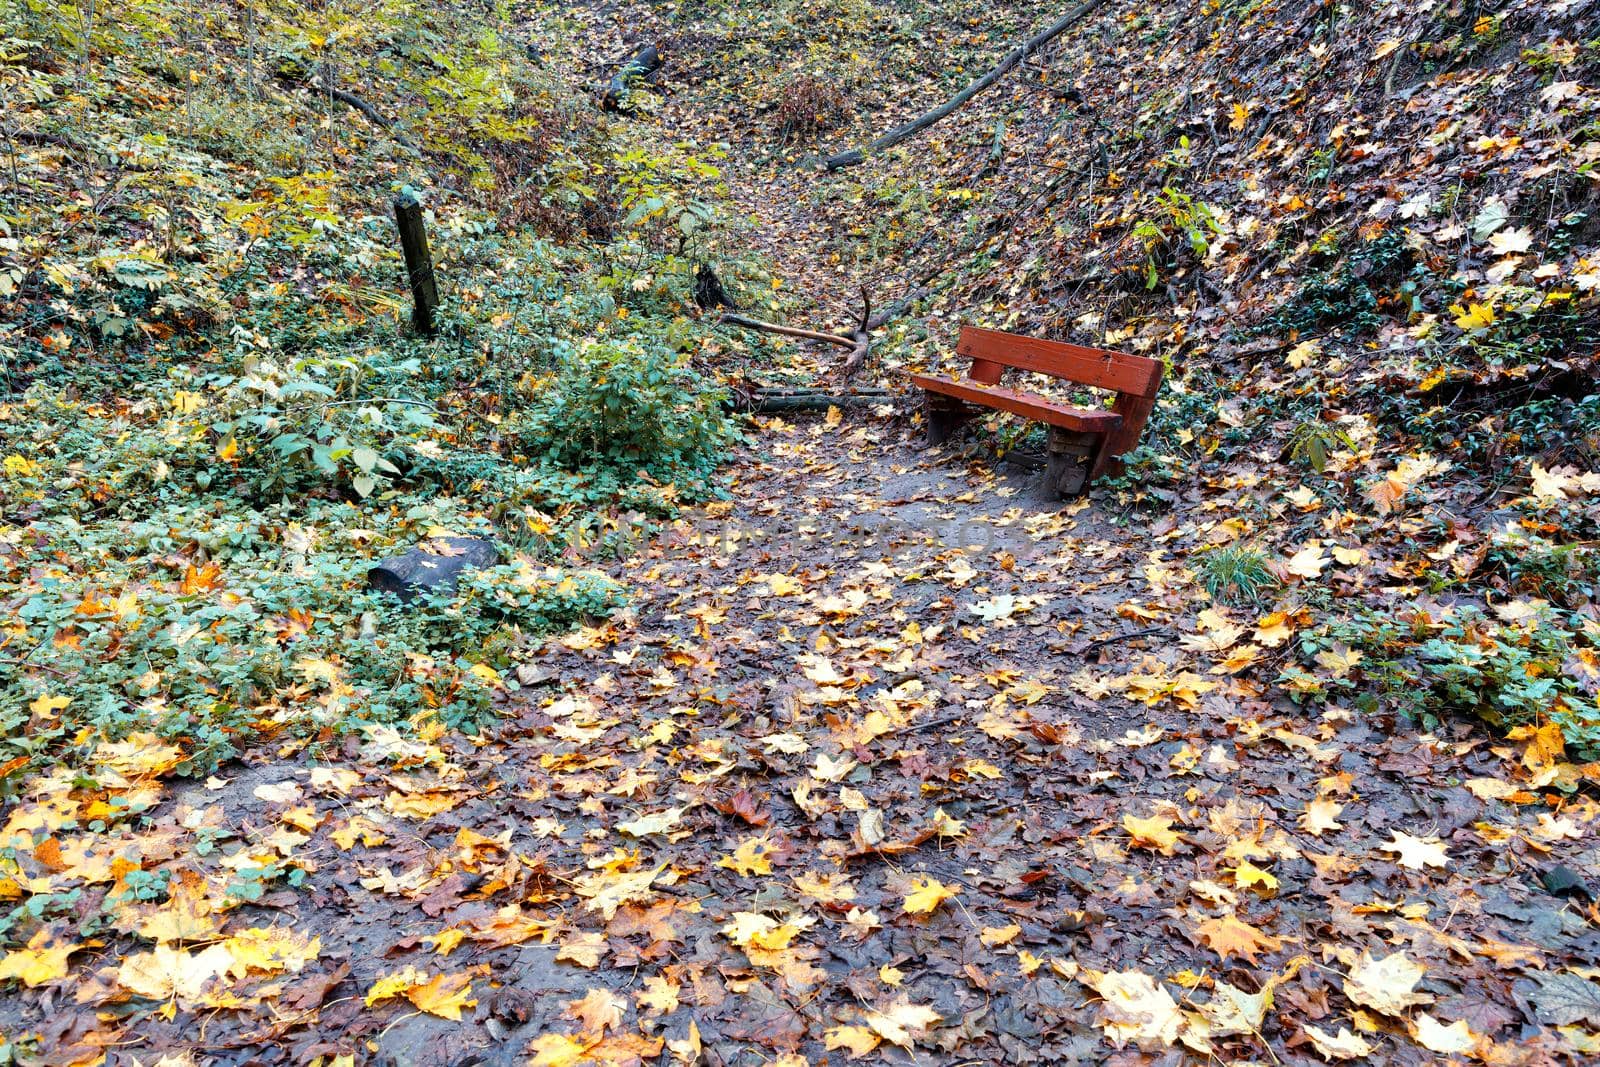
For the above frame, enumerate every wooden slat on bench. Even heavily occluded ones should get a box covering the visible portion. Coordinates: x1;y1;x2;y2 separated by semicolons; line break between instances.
957;326;1162;398
910;374;1123;434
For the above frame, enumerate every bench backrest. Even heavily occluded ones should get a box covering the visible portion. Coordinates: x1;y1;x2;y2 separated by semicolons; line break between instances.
956;326;1162;398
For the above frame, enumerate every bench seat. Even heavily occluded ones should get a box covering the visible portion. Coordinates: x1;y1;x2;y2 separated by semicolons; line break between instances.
912;325;1163;498
908;373;1123;435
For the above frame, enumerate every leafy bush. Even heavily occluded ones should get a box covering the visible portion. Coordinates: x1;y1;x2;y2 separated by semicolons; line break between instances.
0;0;761;785
1285;607;1600;758
0;492;624;775
1130;187;1222;289
512;337;736;485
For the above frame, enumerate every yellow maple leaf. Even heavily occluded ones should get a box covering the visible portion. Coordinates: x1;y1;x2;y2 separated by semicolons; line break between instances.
636;975;679;1015
667;1021;703;1064
715;837;774;876
901;876;958;915
1300;798;1344;836
793;870;855;903
721;912;802;951
765;573;804;596
382;789;461;819
930;807;967;838
981;924;1022;946
137;869;222;942
616;806;685;838
92;732;184;779
1452;301;1496;330
528;1033;596;1067
574;864;663;920
863;999;941;1046
27;693;70;719
1088;969;1183;1049
118;942;234;1005
1463;778;1516;801
0;927;78;987
1286;338;1320;369
555;931;607;968
1285;543;1330;579
425;928;464;956
564;986;625;1034
366;965;427;1006
370;967;475;1020
1233;860;1279;894
1230;101;1249;132
329;816;387;850
1304;1024;1373;1060
1254;611;1293;647
223;927;320;978
1414;1011;1475;1053
1123;813;1182;855
824;1024;882;1057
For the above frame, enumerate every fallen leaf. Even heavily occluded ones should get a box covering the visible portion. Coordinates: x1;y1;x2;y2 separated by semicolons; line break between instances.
1088;969;1183;1049
0;927;78;987
1344;951;1431;1015
1195;914;1284;964
565;987;626;1034
1304;1023;1375;1060
901;876;958;915
1381;831;1450;871
1413;1012;1475;1054
1124;813;1182;855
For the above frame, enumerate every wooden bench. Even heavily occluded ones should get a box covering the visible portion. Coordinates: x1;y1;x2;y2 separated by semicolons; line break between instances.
909;326;1164;497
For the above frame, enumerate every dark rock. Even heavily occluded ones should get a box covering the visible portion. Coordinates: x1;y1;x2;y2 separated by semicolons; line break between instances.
1540;864;1592;900
368;537;499;603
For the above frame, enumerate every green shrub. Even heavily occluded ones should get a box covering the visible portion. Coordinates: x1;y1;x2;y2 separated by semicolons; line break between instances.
0;492;624;775
512;337;736;486
1287;607;1600;758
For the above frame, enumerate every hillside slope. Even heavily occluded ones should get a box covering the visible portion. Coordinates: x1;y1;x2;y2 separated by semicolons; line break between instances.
1;2;1599;1065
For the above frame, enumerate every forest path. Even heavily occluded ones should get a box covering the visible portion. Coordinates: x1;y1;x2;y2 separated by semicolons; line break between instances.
53;423;1579;1067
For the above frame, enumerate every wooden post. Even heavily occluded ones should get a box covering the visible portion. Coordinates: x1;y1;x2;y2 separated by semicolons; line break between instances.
925;393;970;446
393;190;439;335
1046;426;1099;498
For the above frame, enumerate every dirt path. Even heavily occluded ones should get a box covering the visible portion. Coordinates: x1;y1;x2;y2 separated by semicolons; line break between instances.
12;422;1591;1065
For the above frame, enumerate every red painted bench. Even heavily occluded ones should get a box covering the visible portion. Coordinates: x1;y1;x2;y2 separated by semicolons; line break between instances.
910;326;1164;497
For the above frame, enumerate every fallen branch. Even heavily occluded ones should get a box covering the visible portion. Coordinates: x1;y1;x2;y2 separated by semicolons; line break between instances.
0;655;68;679
602;45;662;112
728;388;894;414
722;283;923;383
274;72;418;151
719;313;856;349
5;128;79;150
835;284;930;380
1079;628;1170;656
822;1;1104;170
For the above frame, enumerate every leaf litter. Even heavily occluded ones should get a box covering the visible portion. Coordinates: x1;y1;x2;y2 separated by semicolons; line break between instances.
3;418;1599;1064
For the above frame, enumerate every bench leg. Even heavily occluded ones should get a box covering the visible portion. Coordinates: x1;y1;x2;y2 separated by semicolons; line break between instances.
1046;427;1102;498
925;393;970;447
